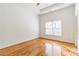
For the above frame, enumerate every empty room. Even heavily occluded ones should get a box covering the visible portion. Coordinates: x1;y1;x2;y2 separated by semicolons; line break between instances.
0;3;78;56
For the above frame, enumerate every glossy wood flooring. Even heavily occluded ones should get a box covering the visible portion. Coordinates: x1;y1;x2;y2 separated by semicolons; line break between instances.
0;38;77;56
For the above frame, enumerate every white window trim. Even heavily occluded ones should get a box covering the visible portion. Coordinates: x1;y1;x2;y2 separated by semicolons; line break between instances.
45;20;62;36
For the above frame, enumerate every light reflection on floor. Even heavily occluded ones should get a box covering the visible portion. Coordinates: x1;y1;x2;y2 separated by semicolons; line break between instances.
45;43;61;56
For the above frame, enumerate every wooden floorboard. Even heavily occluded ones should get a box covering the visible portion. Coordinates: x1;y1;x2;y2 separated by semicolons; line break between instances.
0;38;77;56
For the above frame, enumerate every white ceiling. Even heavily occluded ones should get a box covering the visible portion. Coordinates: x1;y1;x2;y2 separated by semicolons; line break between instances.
28;3;74;14
38;3;55;9
40;3;74;14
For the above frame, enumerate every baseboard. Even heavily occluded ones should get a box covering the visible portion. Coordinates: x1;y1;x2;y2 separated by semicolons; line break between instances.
0;37;75;49
0;37;39;49
39;37;75;45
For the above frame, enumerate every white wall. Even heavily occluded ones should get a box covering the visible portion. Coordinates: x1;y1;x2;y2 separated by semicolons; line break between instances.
76;4;79;53
0;3;39;48
78;5;79;53
39;5;76;43
77;5;79;53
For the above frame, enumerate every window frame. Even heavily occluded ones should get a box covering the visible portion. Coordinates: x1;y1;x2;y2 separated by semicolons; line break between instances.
45;20;62;36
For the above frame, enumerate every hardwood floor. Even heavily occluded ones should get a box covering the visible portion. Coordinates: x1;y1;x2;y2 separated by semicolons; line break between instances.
0;38;77;56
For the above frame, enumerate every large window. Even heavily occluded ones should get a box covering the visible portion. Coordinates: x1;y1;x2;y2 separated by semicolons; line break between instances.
45;20;62;36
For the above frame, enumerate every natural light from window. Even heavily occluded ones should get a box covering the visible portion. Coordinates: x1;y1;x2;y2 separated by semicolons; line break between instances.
45;20;62;36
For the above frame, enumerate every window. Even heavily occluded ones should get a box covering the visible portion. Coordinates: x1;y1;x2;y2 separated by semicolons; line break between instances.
45;20;62;36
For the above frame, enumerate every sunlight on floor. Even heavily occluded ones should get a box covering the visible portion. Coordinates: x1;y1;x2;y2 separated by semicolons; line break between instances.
45;43;61;56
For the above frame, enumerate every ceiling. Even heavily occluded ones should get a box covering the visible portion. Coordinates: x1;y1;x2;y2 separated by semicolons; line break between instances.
31;3;74;14
37;3;55;9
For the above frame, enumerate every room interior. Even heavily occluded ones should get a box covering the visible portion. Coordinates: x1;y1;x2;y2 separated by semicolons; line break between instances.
0;3;78;56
